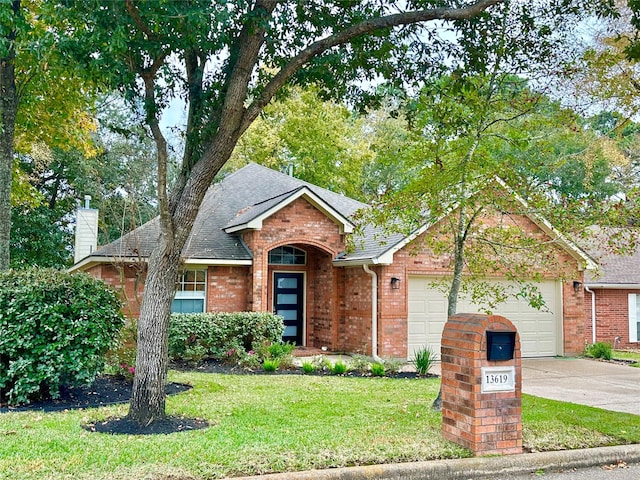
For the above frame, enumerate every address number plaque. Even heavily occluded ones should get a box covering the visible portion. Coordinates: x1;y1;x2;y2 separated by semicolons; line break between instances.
481;366;516;393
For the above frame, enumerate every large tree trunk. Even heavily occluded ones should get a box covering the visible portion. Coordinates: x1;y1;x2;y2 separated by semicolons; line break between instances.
127;241;181;425
0;0;19;271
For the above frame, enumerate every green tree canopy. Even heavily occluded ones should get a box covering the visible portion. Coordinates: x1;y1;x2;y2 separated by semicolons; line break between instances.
0;0;99;269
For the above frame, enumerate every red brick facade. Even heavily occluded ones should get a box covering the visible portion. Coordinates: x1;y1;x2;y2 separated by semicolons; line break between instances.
584;288;640;349
85;197;589;358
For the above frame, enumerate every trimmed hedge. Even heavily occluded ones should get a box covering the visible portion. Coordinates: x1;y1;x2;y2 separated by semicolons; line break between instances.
0;268;124;405
169;312;284;362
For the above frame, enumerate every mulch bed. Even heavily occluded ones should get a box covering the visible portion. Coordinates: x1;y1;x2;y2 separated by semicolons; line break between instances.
171;358;435;380
0;377;201;435
0;377;192;413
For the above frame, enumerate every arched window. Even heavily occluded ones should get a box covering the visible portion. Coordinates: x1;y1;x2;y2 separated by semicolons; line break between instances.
268;245;306;265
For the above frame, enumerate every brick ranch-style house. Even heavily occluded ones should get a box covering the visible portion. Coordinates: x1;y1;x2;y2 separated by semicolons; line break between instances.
584;243;640;350
71;163;596;359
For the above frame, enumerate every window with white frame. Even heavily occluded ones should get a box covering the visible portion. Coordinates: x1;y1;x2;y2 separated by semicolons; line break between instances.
171;269;206;313
629;294;640;343
268;245;306;265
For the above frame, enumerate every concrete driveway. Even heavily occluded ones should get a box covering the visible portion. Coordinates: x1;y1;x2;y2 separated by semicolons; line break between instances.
522;357;640;415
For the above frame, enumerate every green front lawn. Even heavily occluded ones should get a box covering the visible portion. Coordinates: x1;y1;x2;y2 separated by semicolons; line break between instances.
1;371;639;480
613;350;640;366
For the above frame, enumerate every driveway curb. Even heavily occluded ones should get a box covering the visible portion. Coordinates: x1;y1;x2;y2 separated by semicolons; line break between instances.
233;444;640;480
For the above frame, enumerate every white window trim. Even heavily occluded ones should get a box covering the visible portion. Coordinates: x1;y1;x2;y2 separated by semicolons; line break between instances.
629;294;638;343
173;268;207;313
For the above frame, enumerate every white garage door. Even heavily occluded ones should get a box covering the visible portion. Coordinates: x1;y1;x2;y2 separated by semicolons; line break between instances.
407;277;562;359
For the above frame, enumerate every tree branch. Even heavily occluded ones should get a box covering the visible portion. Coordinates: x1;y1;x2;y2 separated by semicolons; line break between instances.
125;0;157;40
241;0;504;134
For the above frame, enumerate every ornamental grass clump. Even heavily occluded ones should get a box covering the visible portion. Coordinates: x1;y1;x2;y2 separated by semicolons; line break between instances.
262;358;279;372
370;362;385;377
0;268;124;406
412;346;438;376
330;360;348;375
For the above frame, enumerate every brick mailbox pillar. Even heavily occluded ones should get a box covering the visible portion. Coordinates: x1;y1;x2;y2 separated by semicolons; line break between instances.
441;313;522;456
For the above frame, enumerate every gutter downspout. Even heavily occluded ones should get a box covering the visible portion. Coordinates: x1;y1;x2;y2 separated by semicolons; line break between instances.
584;285;596;344
363;264;382;362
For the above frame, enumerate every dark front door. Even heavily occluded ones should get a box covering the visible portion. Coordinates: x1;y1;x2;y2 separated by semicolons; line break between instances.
273;272;304;345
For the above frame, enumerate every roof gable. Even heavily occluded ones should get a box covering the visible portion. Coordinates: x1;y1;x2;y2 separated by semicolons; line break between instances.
336;177;595;270
77;163;364;266
224;185;354;234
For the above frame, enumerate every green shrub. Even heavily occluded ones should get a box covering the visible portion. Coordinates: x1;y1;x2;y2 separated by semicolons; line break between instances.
412;346;438;376
0;268;124;405
168;312;284;362
264;341;295;360
330;360;348;375
585;342;613;360
382;357;402;375
349;354;371;374
370;362;385;377
254;340;296;368
262;358;279;372
105;320;138;381
301;361;316;374
313;355;333;372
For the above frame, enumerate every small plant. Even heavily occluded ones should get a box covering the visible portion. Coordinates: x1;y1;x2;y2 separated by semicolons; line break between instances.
383;357;402;375
413;346;438;376
330;360;348;375
105;320;138;381
255;340;296;368
265;341;295;359
585;342;613;360
312;355;333;372
370;362;385;377
262;358;279;372
301;361;316;374
350;354;371;374
238;350;261;369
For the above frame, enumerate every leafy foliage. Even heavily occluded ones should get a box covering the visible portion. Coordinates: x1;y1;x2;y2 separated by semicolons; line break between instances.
330;360;348;375
105;320;138;381
168;312;284;363
0;268;124;405
301;361;316;374
584;342;613;360
262;358;279;372
370;362;385;377
9;111;160;269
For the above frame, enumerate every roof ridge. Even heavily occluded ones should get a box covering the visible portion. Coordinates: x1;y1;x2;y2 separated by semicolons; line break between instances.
249;186;306;207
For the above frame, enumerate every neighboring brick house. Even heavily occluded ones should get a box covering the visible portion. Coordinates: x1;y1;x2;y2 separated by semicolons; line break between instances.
583;245;640;349
71;163;595;359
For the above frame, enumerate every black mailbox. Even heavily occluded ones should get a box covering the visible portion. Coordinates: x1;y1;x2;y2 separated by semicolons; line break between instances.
486;331;515;361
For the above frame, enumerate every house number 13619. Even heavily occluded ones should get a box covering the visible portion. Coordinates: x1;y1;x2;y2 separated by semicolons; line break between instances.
481;366;515;393
485;373;509;384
